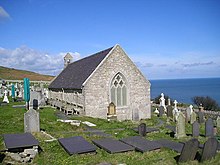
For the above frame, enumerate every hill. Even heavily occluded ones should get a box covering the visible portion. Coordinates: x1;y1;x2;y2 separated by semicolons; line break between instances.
0;66;55;81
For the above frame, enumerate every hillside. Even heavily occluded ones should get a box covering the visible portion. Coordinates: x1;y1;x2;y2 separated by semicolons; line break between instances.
0;66;55;81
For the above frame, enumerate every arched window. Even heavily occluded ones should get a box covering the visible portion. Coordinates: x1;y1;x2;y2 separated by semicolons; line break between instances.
110;73;127;106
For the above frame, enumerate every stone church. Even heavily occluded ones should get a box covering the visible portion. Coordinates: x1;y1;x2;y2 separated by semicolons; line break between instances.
48;44;151;120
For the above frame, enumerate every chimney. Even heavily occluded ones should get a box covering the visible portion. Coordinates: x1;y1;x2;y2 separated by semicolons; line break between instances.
64;53;73;69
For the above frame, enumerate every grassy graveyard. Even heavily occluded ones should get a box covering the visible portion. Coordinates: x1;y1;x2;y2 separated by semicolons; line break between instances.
1;99;220;164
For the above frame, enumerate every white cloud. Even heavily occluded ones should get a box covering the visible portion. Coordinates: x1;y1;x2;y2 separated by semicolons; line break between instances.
0;6;10;21
0;46;80;76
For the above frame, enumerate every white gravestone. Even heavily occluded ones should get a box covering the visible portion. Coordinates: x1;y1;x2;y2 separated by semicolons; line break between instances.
173;100;179;121
3;90;9;103
159;93;167;112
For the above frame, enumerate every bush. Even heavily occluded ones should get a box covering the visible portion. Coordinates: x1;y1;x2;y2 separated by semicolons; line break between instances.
192;96;219;111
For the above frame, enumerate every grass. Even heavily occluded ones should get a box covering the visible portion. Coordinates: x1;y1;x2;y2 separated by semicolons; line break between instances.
1;99;220;164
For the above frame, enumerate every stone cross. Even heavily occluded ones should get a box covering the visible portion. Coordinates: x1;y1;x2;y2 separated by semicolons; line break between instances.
24;109;40;133
175;112;186;139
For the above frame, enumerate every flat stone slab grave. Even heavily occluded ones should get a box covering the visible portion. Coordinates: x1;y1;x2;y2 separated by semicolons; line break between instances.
3;133;39;151
133;127;159;134
92;138;135;153
154;139;184;153
120;136;162;152
58;136;96;155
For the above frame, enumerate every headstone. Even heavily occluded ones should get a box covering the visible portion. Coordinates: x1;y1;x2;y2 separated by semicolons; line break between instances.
24;109;40;133
185;106;192;123
3;90;9;103
154;108;159;114
138;123;146;136
159;106;164;117
33;99;38;110
198;111;205;123
168;98;171;106
216;116;220;128
200;137;218;162
167;105;173;118
159;93;167;112
190;111;197;124
205;118;214;137
173;100;179;121
178;138;199;162
30;91;43;108
175;112;186;139
192;121;200;137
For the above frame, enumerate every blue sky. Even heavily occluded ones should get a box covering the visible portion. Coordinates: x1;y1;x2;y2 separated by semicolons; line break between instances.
0;0;220;79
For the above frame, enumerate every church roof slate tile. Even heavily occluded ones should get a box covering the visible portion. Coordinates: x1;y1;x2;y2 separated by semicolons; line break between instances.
48;46;114;90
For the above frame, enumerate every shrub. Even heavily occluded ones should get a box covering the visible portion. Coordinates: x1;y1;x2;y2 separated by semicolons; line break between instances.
192;96;219;111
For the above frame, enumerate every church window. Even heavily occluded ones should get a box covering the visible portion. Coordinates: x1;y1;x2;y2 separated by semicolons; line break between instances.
111;73;127;106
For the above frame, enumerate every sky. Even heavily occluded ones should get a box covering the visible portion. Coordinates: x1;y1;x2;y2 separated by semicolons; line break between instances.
0;0;220;80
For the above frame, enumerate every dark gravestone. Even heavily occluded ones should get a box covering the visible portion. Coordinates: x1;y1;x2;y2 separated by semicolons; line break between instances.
120;136;161;152
200;137;218;162
205;118;214;137
33;99;38;110
138;123;146;136
58;136;96;155
178;138;199;162
159;106;164;117
3;133;39;152
192;121;200;137
92;138;134;153
154;139;184;153
198;111;205;123
167;105;173;118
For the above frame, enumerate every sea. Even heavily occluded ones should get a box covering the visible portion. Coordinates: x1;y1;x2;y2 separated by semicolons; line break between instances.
150;77;220;105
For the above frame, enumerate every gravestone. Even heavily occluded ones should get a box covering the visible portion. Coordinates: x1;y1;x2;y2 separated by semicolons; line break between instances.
192;121;200;137
185;106;192;123
200;137;218;162
190;111;197;124
216;116;220;128
24;109;40;133
198;111;205;123
175;112;186;139
205;118;214;137
178;138;199;162
30;91;43;108
173;100;179;121
159;93;167;112
138;123;146;136
33;99;38;110
154;108;159;114
159;106;164;117
3;90;9;103
167;105;173;118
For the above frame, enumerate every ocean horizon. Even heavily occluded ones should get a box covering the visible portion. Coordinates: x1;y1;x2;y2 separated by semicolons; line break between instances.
150;77;220;105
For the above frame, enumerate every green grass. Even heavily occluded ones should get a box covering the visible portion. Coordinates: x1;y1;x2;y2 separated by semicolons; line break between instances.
1;100;220;164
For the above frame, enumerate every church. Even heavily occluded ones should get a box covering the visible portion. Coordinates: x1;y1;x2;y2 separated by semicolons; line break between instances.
48;44;151;120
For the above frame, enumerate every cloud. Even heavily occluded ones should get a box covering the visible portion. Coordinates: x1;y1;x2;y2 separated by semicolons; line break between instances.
182;61;214;68
0;46;80;76
0;6;10;21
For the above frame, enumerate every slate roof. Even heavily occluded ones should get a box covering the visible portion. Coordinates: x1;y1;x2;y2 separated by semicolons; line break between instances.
49;46;114;90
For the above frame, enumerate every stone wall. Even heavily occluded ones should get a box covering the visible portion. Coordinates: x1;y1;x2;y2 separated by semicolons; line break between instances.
83;45;151;120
